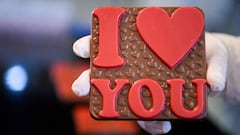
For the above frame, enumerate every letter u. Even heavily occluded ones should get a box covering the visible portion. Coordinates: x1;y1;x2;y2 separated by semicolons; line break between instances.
167;79;206;119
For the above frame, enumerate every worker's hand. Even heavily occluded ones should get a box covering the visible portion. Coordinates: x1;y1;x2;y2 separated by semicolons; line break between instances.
71;32;239;134
206;33;240;102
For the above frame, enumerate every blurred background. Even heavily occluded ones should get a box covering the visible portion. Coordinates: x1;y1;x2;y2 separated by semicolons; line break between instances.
0;0;239;135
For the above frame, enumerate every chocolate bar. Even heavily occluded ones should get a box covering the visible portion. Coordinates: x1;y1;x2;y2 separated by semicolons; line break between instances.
90;6;207;120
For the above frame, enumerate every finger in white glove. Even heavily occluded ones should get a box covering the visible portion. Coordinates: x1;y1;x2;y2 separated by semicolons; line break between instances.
73;35;90;58
72;69;90;96
205;32;228;95
137;121;171;135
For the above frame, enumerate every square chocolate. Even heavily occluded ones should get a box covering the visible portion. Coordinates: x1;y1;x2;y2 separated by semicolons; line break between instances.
90;6;207;120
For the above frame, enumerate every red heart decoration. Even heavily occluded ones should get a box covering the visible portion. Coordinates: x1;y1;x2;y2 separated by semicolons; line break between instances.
136;7;204;68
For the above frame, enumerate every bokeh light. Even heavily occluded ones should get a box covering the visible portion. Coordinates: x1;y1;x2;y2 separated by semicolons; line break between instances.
4;64;28;92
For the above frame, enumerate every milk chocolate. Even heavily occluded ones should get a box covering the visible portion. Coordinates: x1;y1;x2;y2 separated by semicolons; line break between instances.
90;6;207;120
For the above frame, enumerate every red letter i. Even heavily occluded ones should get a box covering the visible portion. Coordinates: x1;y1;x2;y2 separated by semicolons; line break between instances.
93;7;125;68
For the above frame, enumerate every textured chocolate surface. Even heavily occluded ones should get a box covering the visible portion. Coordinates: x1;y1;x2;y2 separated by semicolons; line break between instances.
90;7;206;120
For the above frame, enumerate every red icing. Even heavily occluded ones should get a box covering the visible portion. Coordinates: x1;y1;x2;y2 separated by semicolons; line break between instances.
92;78;206;119
91;79;129;118
92;7;125;68
167;79;206;119
136;7;204;68
128;79;165;119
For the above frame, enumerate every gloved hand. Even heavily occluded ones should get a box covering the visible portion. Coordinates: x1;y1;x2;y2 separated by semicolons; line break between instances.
206;33;240;102
71;32;239;134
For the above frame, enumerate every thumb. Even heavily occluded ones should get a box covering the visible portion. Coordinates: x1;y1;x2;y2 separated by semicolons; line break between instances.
205;32;228;94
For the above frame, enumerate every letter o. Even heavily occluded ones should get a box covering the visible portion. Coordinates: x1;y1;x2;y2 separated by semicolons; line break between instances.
128;79;165;119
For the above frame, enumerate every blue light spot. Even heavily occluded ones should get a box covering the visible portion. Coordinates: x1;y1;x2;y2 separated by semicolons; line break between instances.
4;65;28;92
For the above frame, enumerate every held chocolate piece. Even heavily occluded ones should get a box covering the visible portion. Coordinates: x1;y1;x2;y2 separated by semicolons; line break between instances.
90;6;207;120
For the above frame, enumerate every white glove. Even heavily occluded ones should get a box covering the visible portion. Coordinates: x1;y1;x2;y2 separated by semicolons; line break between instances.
71;32;240;134
206;33;240;102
